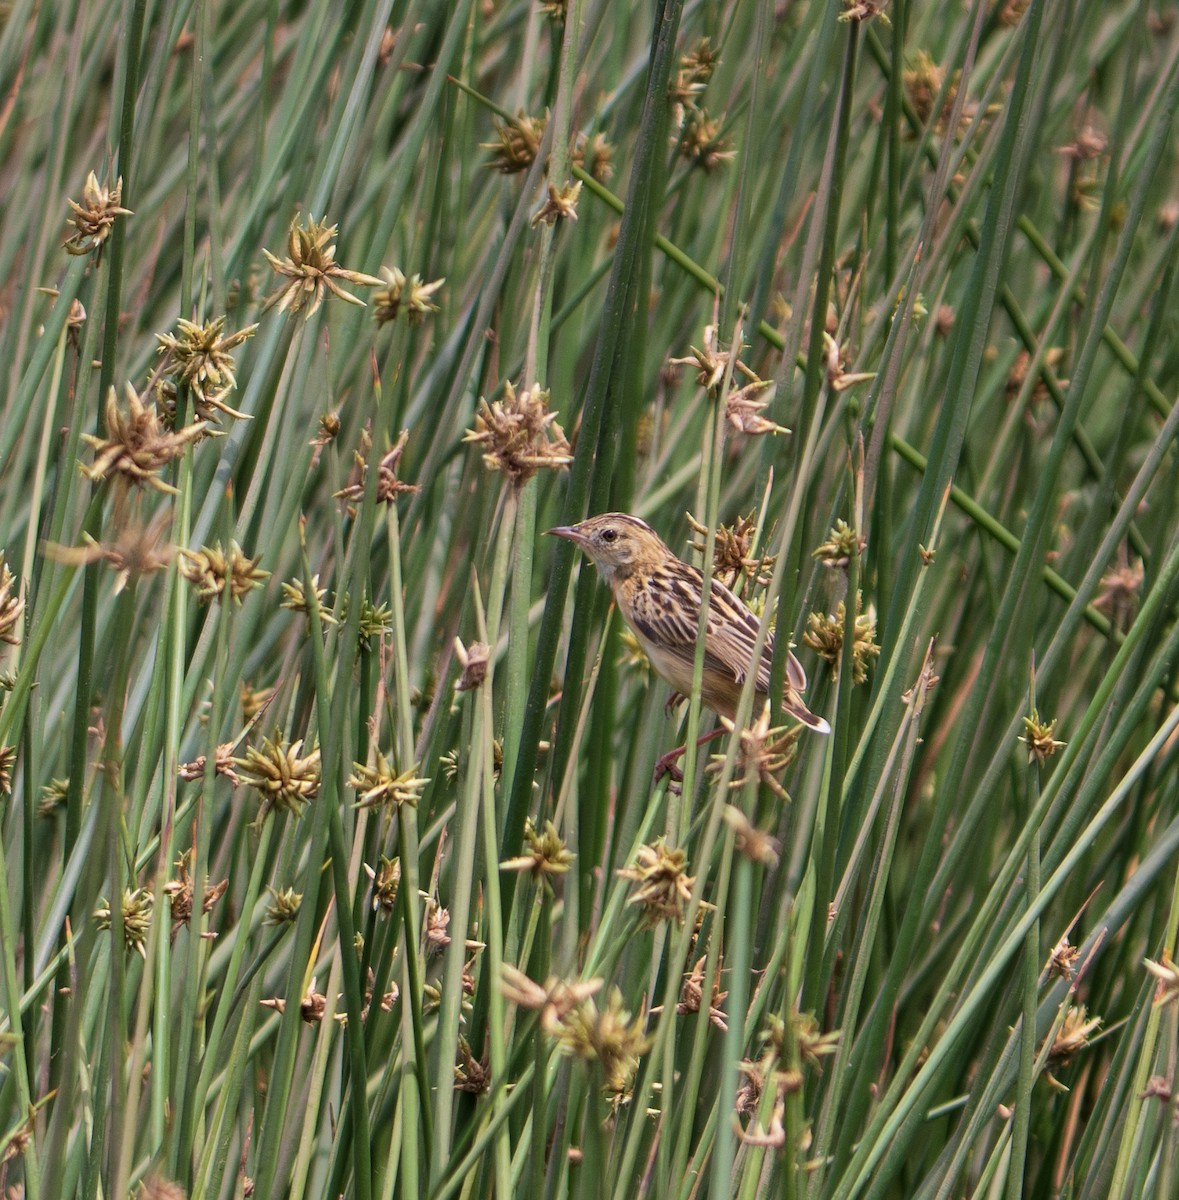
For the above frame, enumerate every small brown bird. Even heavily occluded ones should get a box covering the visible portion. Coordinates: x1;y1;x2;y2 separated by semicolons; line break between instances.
547;513;829;778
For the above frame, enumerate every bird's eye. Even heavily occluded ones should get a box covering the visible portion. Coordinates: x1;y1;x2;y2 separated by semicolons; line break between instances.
601;528;617;543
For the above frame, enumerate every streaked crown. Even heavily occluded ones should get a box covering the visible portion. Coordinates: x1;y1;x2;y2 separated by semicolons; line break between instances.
546;513;669;580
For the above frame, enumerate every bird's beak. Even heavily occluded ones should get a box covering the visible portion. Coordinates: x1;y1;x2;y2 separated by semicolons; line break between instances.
545;525;585;545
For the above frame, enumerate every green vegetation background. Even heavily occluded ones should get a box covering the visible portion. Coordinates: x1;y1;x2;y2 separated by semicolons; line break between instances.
2;0;1179;1197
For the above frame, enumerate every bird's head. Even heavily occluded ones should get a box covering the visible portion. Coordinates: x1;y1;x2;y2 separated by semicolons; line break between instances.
545;513;668;583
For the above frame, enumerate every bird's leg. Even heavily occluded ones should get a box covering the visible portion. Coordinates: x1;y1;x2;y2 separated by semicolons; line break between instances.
664;690;686;716
653;727;726;787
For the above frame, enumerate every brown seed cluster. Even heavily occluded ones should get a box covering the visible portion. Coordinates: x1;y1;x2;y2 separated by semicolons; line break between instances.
64;171;133;256
262;214;382;318
464;380;572;487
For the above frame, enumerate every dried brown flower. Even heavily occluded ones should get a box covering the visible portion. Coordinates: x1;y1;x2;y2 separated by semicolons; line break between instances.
617;840;695;925
0;744;15;793
708;703;800;802
262;214;382;318
454;637;491;692
64;171;133;256
675;108;734;172
179;541;269;605
464;380;572;487
687;512;775;591
364;856;401;913
156;316;256;423
178;741;242;787
335;428;419;507
82;383;206;493
532;180;582;226
1145;951;1179;1007
482;114;546;174
44;513;174;595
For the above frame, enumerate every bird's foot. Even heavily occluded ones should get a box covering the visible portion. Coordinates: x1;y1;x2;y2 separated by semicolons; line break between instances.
653;745;687;790
664;691;686;717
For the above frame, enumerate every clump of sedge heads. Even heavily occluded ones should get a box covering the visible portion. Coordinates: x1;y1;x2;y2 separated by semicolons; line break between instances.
531;180;581;226
803;593;880;683
264;885;303;925
0;556;24;645
348;749;429;812
155;316;257;426
177;741;241;787
708;703;799;802
335;428;419;509
234;732;321;818
364;856;400;914
1145;951;1179;1007
464;380;572;488
687;511;774;591
178;541;269;605
500;966;650;1096
64;171;132;256
1042;1004;1101;1092
500;818;574;883
670;326;785;436
262;214;382;318
481;113;613;183
280;573;336;627
0;744;14;793
813;518;866;569
82;383;206;493
163;850;228;939
373;267;444;326
95;887;153;957
616;839;696;925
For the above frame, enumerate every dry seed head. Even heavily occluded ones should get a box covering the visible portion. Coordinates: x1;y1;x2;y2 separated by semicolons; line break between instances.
335;428;419;508
178;741;242;787
500;965;603;1030
572;131;614;183
373;267;445;326
364;856;401;913
136;1175;188;1200
261;214;382;318
803;594;880;684
39;777;69;818
1094;557;1143;631
1043;1005;1101;1090
44;513;174;595
723;806;781;866
64;171;133;256
234;732;321;818
551;986;652;1095
670;954;728;1031
155;316;256;423
95;887;153;957
710;704;800;802
0;557;24;645
617;839;696;925
348;749;429;811
240;682;276;723
453;637;491;692
464;380;572;487
687;512;775;590
163;851;228;937
482;114;546;174
532;180;582;227
675;108;734;172
454;1037;491;1094
179;540;269;605
501;818;574;880
82;383;206;493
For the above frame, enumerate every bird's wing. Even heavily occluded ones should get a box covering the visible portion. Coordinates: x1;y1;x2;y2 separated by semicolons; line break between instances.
629;564;808;694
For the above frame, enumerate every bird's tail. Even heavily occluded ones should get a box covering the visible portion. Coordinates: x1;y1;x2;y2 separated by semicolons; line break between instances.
784;690;831;735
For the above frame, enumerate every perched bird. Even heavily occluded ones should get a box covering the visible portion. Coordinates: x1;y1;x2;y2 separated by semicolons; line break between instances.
547;513;829;779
